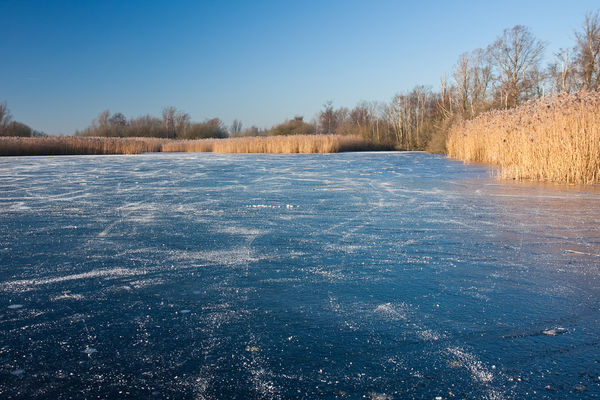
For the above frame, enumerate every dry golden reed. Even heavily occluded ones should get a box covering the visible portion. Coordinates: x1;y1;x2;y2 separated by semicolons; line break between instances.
0;136;166;156
162;135;371;154
0;134;372;156
447;91;600;184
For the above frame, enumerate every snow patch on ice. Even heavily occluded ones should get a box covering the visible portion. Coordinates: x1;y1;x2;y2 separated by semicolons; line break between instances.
447;346;494;383
219;226;265;236
374;303;408;321
447;346;505;400
52;292;84;301
171;247;262;267
417;329;443;341
83;347;97;355
324;243;364;254
6;203;30;212
308;266;346;281
246;204;282;209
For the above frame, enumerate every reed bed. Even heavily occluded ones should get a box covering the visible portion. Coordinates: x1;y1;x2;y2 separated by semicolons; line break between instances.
162;134;372;154
0;134;374;156
0;136;166;156
447;91;600;184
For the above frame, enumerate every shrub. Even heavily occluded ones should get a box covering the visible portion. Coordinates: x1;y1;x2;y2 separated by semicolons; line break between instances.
268;116;315;136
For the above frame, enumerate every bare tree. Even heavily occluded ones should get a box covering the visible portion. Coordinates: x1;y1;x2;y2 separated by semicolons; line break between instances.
239;126;262;137
109;112;127;127
319;101;338;134
470;48;493;113
574;11;600;90
174;111;190;138
525;65;546;99
488;25;545;108
0;102;12;136
387;94;410;148
548;48;575;93
411;86;432;148
162;106;176;138
386;86;441;150
92;110;111;136
438;74;454;120
453;53;471;117
230;119;242;136
97;110;110;128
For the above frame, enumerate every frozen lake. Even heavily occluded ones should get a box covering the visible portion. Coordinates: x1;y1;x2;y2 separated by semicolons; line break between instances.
0;152;599;399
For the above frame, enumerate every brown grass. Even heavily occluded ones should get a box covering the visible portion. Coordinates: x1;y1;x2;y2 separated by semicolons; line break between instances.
0;134;374;156
0;136;166;156
446;91;600;184
162;135;372;154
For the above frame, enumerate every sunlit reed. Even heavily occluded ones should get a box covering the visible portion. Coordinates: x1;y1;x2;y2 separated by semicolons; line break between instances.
0;135;373;156
447;91;600;184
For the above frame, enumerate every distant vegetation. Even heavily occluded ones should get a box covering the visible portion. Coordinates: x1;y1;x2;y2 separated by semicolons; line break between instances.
69;10;600;155
0;135;375;156
74;107;228;139
162;135;374;154
0;102;46;137
268;116;315;136
1;10;600;180
0;137;165;156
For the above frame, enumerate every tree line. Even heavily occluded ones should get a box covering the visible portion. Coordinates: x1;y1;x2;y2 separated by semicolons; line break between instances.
2;10;599;148
314;11;600;151
0;102;46;137
76;10;598;150
74;107;229;139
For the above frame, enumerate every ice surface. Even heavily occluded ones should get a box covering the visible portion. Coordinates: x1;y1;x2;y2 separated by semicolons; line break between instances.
542;327;568;336
1;268;144;292
0;152;599;399
82;347;97;355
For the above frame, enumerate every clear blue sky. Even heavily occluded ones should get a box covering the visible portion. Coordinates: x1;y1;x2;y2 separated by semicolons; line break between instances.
1;0;598;135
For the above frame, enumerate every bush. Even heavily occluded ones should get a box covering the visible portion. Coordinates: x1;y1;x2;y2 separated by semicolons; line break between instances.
268;116;315;136
181;118;228;139
2;121;32;137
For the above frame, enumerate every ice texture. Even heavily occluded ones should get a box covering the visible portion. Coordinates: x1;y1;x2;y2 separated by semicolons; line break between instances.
0;152;599;399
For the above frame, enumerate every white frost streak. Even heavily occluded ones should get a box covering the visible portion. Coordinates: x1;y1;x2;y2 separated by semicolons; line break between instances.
447;346;505;400
374;303;408;321
447;346;493;383
1;268;143;292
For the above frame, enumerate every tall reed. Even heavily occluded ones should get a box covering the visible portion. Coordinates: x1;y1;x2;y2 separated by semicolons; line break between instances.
0;135;374;156
447;91;600;184
0;136;166;156
162;135;372;154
